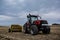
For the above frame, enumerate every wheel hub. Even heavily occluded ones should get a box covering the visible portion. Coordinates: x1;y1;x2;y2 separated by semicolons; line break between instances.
30;30;34;34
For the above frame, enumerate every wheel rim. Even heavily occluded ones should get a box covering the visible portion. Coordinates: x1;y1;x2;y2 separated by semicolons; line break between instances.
30;30;34;34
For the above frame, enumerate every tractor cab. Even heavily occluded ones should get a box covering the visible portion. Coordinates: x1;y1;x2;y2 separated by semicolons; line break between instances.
27;14;41;24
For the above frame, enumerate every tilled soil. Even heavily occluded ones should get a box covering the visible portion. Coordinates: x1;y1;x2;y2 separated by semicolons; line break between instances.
0;26;60;40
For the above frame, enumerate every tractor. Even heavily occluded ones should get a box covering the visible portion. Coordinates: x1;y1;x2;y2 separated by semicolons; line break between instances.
23;14;50;35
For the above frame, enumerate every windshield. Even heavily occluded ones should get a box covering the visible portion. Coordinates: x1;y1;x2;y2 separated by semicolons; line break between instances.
31;17;38;23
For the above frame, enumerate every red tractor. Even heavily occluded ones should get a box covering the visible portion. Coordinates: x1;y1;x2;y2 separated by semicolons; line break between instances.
23;14;50;35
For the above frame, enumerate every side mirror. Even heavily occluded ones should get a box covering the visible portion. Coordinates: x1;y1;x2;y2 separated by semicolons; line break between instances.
40;17;41;19
38;16;41;19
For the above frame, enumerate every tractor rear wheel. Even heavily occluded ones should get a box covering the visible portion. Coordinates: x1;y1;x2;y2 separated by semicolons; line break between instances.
30;25;38;35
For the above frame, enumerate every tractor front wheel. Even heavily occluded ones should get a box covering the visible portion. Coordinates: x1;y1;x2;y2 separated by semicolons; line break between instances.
30;25;38;35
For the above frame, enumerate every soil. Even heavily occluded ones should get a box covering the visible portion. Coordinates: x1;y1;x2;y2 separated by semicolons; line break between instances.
0;25;60;40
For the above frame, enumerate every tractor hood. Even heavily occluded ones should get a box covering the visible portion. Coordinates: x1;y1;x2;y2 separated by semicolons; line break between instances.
34;20;48;25
34;20;41;25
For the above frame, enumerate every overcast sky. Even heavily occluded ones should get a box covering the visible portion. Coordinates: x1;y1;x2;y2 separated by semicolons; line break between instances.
0;0;60;26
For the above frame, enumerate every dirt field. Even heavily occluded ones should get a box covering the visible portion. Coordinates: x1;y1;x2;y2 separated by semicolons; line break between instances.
0;25;60;40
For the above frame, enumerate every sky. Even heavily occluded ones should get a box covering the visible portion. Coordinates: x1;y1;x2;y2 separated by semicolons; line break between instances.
0;0;60;26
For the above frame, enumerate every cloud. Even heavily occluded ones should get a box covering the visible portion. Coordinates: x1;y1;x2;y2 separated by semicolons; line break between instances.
0;0;60;25
40;10;60;24
41;11;60;20
4;0;25;6
4;0;16;5
0;15;13;20
1;0;60;14
17;11;39;19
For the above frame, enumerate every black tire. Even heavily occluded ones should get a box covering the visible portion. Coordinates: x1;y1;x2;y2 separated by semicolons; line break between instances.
30;25;38;35
8;29;11;32
42;28;50;34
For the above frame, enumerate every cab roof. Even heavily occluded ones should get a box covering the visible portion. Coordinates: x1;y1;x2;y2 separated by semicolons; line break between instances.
27;14;38;18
